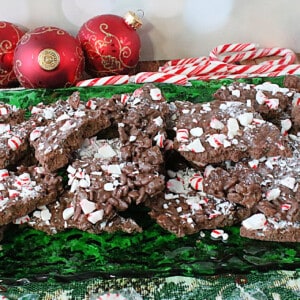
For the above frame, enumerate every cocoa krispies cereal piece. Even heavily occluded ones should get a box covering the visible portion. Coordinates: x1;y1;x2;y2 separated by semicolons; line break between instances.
29;92;112;172
283;74;300;91
0;165;62;226
26;193;142;235
240;213;300;242
172;100;291;167
213;81;294;123
0;102;25;125
0;119;38;169
145;167;251;237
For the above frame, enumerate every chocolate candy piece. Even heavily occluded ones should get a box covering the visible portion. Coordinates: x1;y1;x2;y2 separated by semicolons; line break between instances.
0;165;62;226
172;100;291;167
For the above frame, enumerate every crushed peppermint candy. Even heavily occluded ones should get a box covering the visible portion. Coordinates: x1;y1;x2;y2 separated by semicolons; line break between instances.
248;159;259;169
206;134;228;148
0;123;10;134
80;198;96;214
8;136;22;150
186;138;205;153
14;215;30;224
63;206;74;220
154;133;165;148
242;213;267;230
210;117;224;130
265;98;279;110
281;119;292;135
211;229;224;239
87;209;104;224
238;113;253;127
150;87;162;100
176;128;189;142
280;176;296;190
266;188;281;201
189;174;204;191
227;118;239;139
190;127;204;137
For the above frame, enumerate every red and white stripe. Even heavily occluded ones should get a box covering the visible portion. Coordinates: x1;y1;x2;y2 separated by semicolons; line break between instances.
76;75;130;87
133;72;188;85
209;43;258;61
8;136;22;151
160;56;208;68
189;174;203;191
176;128;189;142
0;169;9;180
211;46;296;65
159;61;228;77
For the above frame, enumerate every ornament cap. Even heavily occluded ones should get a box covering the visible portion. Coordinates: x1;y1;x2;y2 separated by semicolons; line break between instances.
38;48;60;71
124;11;142;30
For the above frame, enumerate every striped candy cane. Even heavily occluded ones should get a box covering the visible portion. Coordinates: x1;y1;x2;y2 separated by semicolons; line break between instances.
209;43;258;61
133;72;188;85
76;75;130;87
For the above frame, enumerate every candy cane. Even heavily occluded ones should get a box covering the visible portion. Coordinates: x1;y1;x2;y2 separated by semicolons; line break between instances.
159;61;228;77
227;62;300;75
161;56;208;67
219;47;291;64
76;75;130;87
209;43;258;61
133;72;188;85
159;58;224;73
160;42;299;81
210;44;296;65
189;64;300;81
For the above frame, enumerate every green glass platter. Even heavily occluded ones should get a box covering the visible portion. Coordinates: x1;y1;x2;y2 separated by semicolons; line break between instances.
1;76;300;285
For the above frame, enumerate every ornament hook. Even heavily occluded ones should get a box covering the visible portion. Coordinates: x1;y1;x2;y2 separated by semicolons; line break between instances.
136;9;144;20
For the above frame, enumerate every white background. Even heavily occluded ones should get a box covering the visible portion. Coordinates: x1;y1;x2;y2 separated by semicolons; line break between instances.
1;0;300;61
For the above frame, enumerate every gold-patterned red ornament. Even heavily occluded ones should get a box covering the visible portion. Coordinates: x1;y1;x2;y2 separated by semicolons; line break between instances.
77;12;142;77
13;26;85;88
0;21;26;87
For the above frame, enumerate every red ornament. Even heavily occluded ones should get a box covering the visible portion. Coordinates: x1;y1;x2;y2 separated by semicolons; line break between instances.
77;12;142;77
0;21;26;87
13;26;85;88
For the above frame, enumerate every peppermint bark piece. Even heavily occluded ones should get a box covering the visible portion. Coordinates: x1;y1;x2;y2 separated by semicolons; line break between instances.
26;193;142;235
0;165;62;226
116;83;170;162
240;138;300;242
213;81;294;123
29;92;112;172
253;138;300;222
26;136;164;235
0;102;25;125
172;100;291;167
71;137;165;207
146;167;250;237
0;119;37;169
